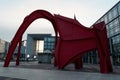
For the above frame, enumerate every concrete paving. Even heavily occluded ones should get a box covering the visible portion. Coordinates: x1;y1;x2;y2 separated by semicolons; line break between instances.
0;62;120;80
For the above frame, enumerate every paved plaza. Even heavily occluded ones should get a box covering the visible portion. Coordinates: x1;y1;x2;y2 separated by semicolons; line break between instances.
0;62;120;80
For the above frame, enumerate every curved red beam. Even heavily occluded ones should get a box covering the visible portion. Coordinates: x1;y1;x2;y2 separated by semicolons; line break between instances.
4;10;58;67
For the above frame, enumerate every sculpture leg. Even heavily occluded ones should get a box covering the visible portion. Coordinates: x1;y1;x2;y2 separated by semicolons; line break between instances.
16;38;22;66
4;41;17;67
74;57;83;69
98;32;113;72
97;47;109;73
94;26;112;73
93;22;113;73
54;39;60;67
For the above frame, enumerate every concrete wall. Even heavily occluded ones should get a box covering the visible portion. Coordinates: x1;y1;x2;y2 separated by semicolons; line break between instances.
26;35;36;55
0;39;5;53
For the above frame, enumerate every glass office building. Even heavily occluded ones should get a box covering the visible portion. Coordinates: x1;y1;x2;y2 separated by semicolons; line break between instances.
83;1;120;65
0;39;10;60
26;34;55;62
44;37;55;52
26;34;55;54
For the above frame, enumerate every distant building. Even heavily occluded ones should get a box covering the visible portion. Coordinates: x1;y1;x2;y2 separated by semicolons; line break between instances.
0;39;9;60
26;34;55;54
26;34;55;61
0;39;6;53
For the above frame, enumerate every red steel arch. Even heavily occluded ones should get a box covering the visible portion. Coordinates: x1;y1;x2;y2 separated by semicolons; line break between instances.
4;10;58;67
4;10;113;73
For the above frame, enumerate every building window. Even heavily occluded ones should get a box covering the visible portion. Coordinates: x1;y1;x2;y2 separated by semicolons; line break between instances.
113;44;120;53
118;2;120;15
119;17;120;25
108;11;112;22
112;7;118;19
43;37;55;51
106;25;110;37
36;40;44;53
44;38;48;41
108;18;120;37
104;15;108;24
112;35;120;44
108;6;118;22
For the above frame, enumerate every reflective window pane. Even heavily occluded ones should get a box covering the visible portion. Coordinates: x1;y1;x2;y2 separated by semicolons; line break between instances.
44;38;47;41
112;7;118;18
118;2;120;15
107;18;120;37
108;11;112;22
112;35;120;44
108;7;118;22
104;15;108;24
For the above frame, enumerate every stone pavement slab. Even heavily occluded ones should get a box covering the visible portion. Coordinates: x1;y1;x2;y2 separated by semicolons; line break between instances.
0;62;120;80
0;66;120;80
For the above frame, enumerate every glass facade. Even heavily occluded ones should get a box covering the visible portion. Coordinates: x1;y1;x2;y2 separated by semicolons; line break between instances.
44;37;55;52
108;6;118;22
84;1;120;65
107;18;120;37
118;2;120;15
26;34;55;54
112;35;120;53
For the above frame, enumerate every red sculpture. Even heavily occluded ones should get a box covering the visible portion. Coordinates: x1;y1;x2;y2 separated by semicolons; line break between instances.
4;10;113;73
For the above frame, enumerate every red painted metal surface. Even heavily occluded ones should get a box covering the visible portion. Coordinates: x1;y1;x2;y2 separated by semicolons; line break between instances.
16;37;22;66
4;10;112;73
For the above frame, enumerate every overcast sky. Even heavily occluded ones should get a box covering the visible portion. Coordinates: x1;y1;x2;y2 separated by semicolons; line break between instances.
0;0;119;42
